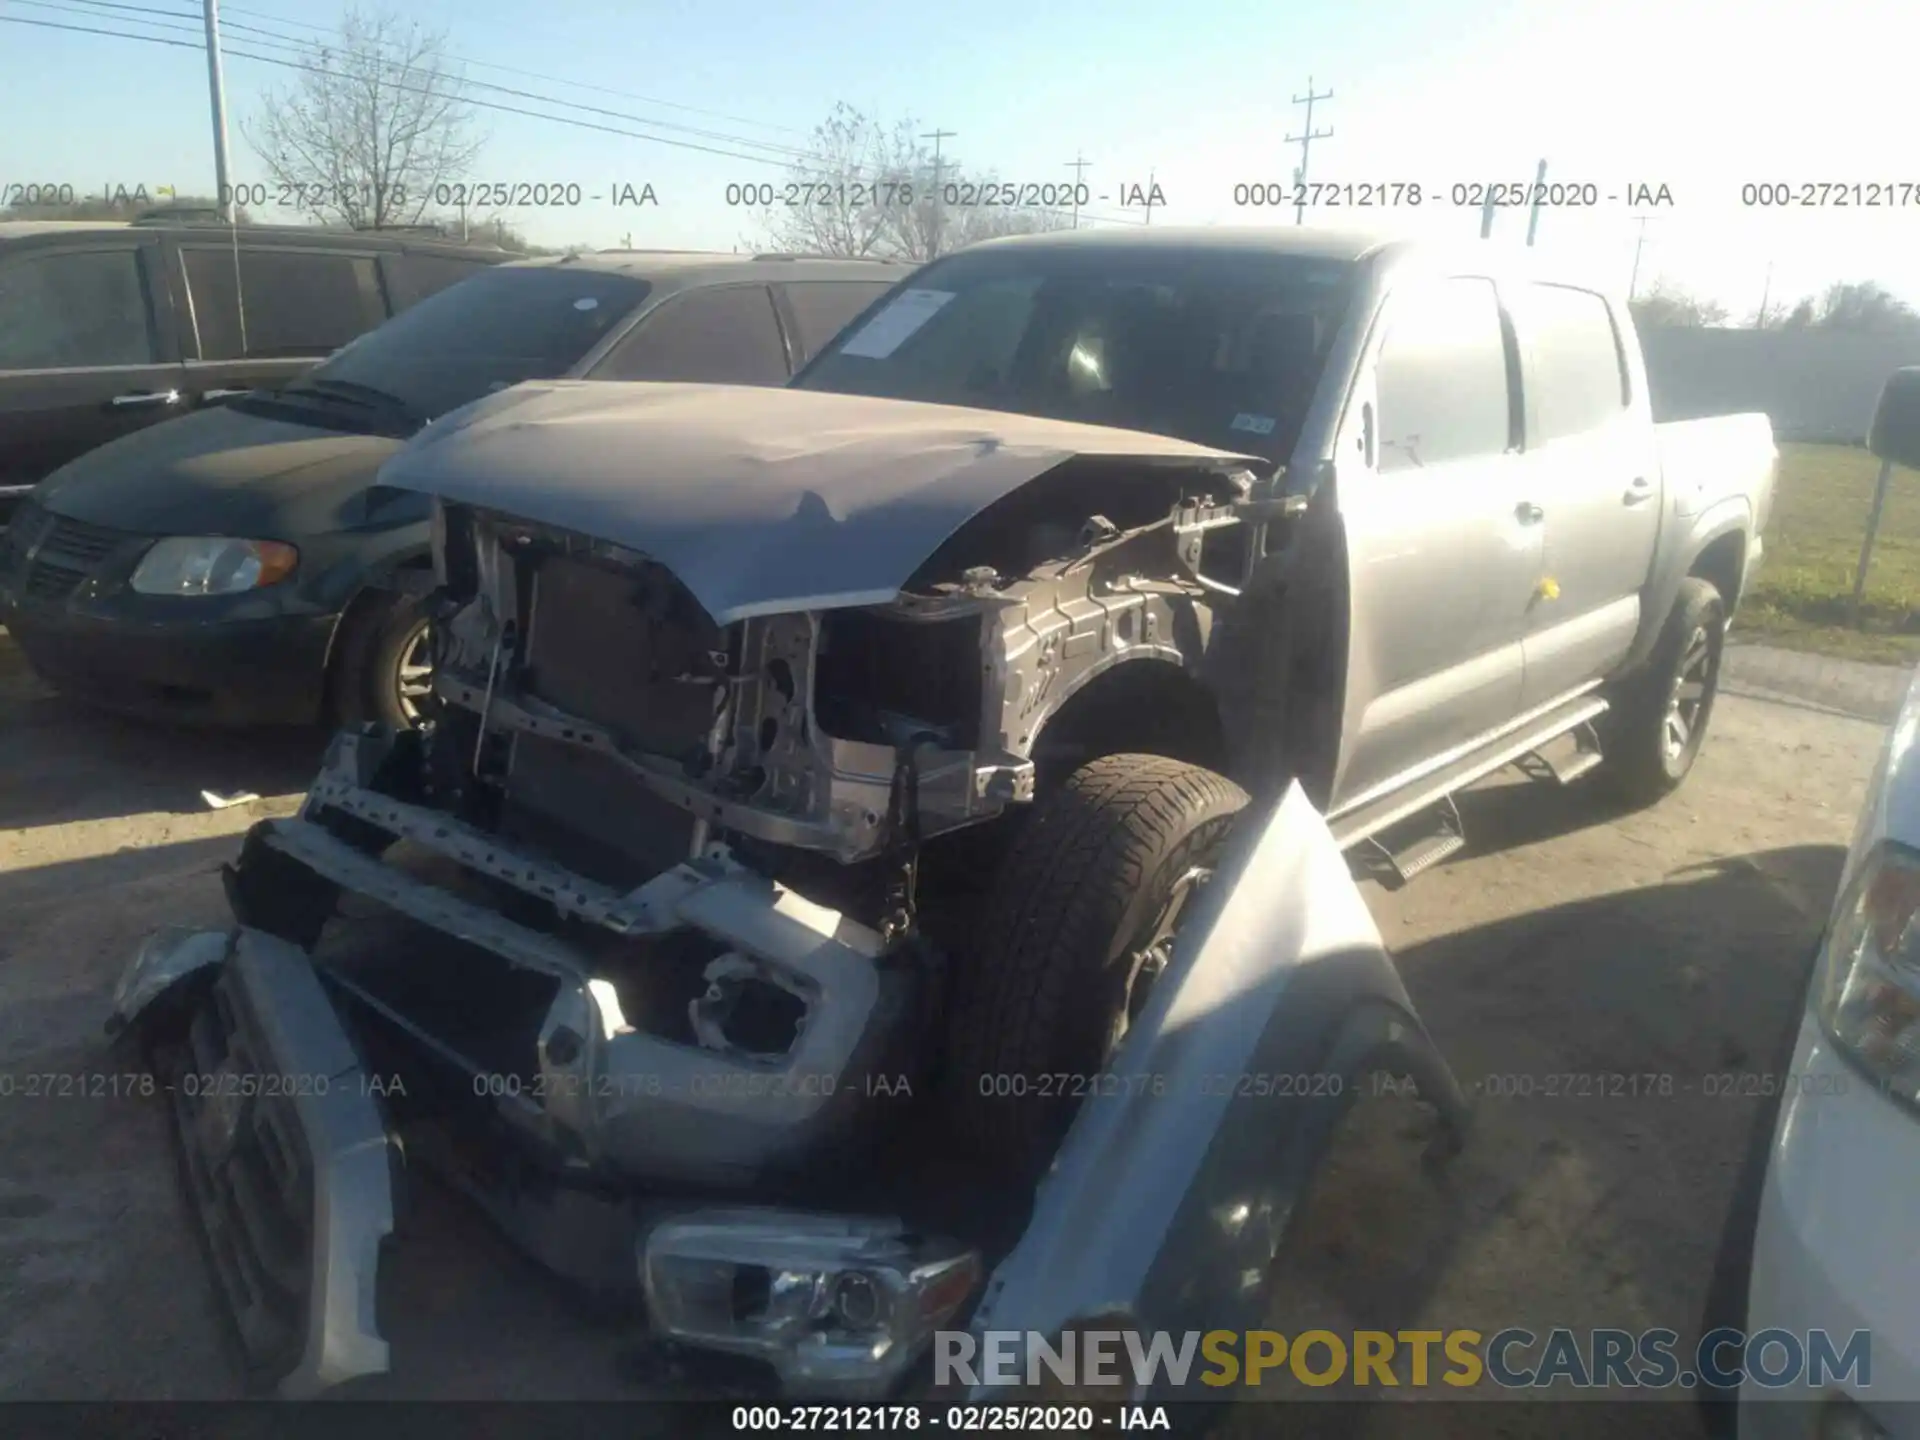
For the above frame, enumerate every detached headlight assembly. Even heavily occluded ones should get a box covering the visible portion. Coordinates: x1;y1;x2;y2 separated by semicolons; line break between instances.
128;537;298;596
642;1210;981;1399
1816;840;1920;1107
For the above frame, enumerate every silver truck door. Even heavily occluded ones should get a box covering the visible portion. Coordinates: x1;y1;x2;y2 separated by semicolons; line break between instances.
1328;275;1542;808
965;782;1469;1392
1509;281;1663;709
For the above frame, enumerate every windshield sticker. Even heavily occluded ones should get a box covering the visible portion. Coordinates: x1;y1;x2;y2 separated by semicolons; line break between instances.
572;297;601;311
838;288;957;359
1231;413;1278;435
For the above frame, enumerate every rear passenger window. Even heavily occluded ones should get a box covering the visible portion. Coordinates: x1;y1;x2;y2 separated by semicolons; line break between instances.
183;247;387;360
1519;283;1629;441
590;284;790;385
781;280;896;361
1374;277;1512;473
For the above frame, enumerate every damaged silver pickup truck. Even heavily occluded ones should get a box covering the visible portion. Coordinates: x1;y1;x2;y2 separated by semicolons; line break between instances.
111;226;1776;1402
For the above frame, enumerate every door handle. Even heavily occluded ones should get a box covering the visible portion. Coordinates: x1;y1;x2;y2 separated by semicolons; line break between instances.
199;387;252;402
1623;476;1655;505
1515;501;1545;524
109;389;181;409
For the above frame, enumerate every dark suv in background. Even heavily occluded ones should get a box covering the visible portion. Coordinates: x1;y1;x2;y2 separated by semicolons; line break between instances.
0;250;905;729
0;213;508;532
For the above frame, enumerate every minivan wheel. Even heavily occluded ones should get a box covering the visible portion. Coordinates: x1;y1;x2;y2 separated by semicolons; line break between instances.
1600;576;1726;806
330;590;434;730
944;753;1249;1182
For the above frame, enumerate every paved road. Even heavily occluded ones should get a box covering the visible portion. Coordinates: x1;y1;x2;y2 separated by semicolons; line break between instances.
0;638;1895;1433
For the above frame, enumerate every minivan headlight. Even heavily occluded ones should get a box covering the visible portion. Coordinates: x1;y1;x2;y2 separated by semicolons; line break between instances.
1815;840;1920;1107
129;537;298;595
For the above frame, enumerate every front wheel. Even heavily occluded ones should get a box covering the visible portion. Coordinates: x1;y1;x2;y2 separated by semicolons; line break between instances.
1600;577;1726;806
329;590;435;730
944;754;1249;1183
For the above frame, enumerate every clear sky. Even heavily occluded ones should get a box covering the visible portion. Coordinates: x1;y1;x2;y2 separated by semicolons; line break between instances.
2;0;1909;320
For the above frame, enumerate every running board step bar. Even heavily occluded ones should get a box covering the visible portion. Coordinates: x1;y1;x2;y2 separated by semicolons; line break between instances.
1514;719;1606;787
1365;794;1465;888
1329;692;1611;854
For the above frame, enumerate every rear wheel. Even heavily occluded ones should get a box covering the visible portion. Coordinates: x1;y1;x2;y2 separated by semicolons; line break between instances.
1600;577;1726;806
944;753;1249;1181
330;590;434;730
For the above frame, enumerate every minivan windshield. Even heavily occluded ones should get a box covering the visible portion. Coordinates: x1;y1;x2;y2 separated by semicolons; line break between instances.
794;245;1356;460
243;264;651;427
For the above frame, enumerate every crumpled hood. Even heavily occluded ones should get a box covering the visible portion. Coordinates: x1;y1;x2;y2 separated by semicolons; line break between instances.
35;403;407;537
378;380;1265;624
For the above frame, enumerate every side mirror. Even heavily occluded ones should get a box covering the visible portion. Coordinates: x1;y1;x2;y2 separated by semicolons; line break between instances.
1868;367;1920;471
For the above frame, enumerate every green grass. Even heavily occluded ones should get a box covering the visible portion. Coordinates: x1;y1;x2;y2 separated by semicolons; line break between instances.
1738;441;1920;665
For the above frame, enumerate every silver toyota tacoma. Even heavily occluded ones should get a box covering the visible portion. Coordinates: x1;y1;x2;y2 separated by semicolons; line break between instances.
112;227;1777;1402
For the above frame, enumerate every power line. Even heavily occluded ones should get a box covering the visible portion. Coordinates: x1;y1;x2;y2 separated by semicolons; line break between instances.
40;0;811;137
3;12;825;169
218;0;810;136
3;11;1151;231
1285;75;1333;227
21;0;816;161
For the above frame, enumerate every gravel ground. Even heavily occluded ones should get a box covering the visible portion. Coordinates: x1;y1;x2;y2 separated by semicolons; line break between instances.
0;635;1895;1433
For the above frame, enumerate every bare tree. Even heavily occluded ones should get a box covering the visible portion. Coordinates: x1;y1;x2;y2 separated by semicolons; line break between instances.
1628;277;1729;329
756;103;1070;262
244;6;484;230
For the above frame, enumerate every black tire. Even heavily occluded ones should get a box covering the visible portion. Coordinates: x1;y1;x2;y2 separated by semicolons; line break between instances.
945;753;1249;1180
329;590;434;730
1601;576;1726;806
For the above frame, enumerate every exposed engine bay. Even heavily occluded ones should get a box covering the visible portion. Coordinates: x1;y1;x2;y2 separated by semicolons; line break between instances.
232;453;1273;1196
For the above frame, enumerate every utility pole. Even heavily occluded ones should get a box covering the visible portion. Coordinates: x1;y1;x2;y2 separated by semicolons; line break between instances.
1627;214;1655;300
1065;151;1091;229
202;0;235;222
1285;75;1333;226
1143;168;1158;225
1525;158;1548;247
1480;189;1498;239
923;128;956;256
1755;261;1774;328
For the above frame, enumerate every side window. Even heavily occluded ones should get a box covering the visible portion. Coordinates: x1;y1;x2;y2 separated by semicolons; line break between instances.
182;247;386;360
0;248;156;370
780;280;896;362
1518;282;1630;442
386;253;496;312
1373;277;1512;474
590;284;789;384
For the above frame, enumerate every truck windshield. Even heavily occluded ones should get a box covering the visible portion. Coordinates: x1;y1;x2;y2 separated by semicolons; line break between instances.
794;246;1356;458
249;265;651;426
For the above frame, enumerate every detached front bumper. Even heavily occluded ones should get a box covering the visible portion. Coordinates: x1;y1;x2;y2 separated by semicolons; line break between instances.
112;726;980;1400
115;924;978;1400
112;926;395;1399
